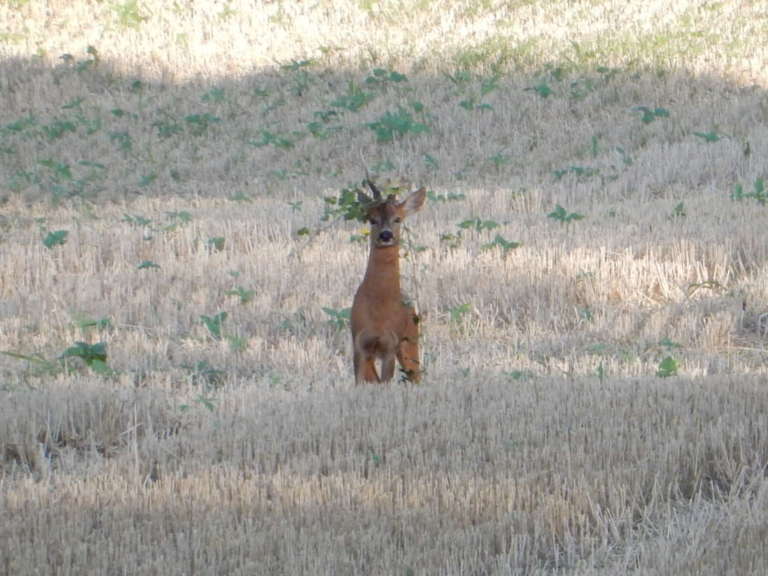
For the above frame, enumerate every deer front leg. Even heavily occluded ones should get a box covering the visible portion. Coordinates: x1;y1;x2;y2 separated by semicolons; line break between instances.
397;307;421;383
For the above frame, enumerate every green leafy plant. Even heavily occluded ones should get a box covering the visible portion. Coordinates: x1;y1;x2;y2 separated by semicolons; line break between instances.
227;334;248;353
306;120;341;140
323;307;351;330
526;82;553;98
42;119;77;141
164;210;192;231
448;303;471;323
184;113;221;136
43;229;68;248
139;172;157;188
504;370;533;381
553;165;599;181
694;130;724;143
731;178;766;205
459;97;493;111
367;107;429;143
60;341;111;374
200;312;228;340
656;356;678;378
322;185;368;222
138;260;160;270
428;190;465;202
201;87;225;103
489;152;511;169
248;129;297;149
280;59;314;96
110;130;133;153
482;234;521;255
71;312;113;333
458;218;499;232
634;106;670;124
123;213;152;227
615;146;633;166
439;232;462;249
659;338;682;349
152;113;183;139
365;68;407;86
331;82;375;112
226;286;255;305
670;202;686;219
207;236;225;252
111;0;147;29
548;204;585;224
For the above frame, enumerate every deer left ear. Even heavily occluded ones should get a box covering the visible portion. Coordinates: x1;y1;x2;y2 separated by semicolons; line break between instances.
401;187;427;215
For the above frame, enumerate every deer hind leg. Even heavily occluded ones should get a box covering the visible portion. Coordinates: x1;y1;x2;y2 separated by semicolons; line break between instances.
397;308;421;383
354;350;379;384
380;352;397;383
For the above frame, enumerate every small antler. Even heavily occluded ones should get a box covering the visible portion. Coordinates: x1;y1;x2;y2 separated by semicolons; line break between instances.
364;169;382;200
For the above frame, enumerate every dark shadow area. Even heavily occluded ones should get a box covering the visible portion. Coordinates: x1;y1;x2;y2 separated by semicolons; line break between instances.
1;49;765;209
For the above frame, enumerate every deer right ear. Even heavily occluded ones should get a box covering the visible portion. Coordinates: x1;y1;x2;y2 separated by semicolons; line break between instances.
401;187;427;215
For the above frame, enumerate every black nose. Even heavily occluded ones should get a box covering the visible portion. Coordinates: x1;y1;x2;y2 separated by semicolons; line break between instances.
379;230;393;242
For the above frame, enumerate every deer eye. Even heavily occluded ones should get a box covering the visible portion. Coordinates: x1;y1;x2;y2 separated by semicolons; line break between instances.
393;217;402;224
368;218;379;226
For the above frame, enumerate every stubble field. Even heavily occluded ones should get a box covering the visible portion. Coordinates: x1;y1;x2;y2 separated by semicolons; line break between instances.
1;1;768;574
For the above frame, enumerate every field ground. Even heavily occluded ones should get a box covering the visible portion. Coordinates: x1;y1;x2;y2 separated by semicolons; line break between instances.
2;1;768;574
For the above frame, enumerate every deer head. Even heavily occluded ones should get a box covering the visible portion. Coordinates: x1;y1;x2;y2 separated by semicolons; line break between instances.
358;180;426;248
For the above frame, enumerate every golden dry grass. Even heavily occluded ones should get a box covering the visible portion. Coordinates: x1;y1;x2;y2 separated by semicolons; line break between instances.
2;0;768;574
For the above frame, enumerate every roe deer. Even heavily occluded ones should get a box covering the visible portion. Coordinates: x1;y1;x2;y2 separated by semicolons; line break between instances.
351;179;426;384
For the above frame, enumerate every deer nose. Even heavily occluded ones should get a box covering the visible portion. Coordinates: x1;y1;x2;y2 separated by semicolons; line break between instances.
379;230;394;243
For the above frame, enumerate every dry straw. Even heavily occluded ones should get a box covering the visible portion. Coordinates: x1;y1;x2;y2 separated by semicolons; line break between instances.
1;1;768;574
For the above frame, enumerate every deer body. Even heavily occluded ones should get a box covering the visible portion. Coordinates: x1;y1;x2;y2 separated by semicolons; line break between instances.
351;181;426;384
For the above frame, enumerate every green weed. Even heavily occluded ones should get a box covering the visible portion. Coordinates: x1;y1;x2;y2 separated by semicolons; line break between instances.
634;106;670;124
449;303;471;323
111;0;147;29
331;82;375;112
226;287;255;305
200;312;228;341
138;260;160;269
60;341;111;375
553;165;600;181
367;107;429;143
184;113;221;136
458;218;499;232
548;204;585;224
694;130;724;143
656;356;679;377
731;178;766;205
322;185;367;222
43;229;68;249
207;237;226;252
249;129;297;149
323;307;351;330
482;234;521;255
365;68;407;86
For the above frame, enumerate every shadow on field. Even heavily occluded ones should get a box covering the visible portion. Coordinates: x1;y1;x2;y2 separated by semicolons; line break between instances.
1;51;764;206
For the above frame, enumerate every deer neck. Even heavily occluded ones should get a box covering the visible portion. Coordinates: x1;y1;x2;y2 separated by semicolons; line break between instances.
361;245;401;299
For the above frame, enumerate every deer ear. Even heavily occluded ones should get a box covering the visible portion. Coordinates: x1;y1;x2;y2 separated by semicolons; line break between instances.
401;187;426;215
